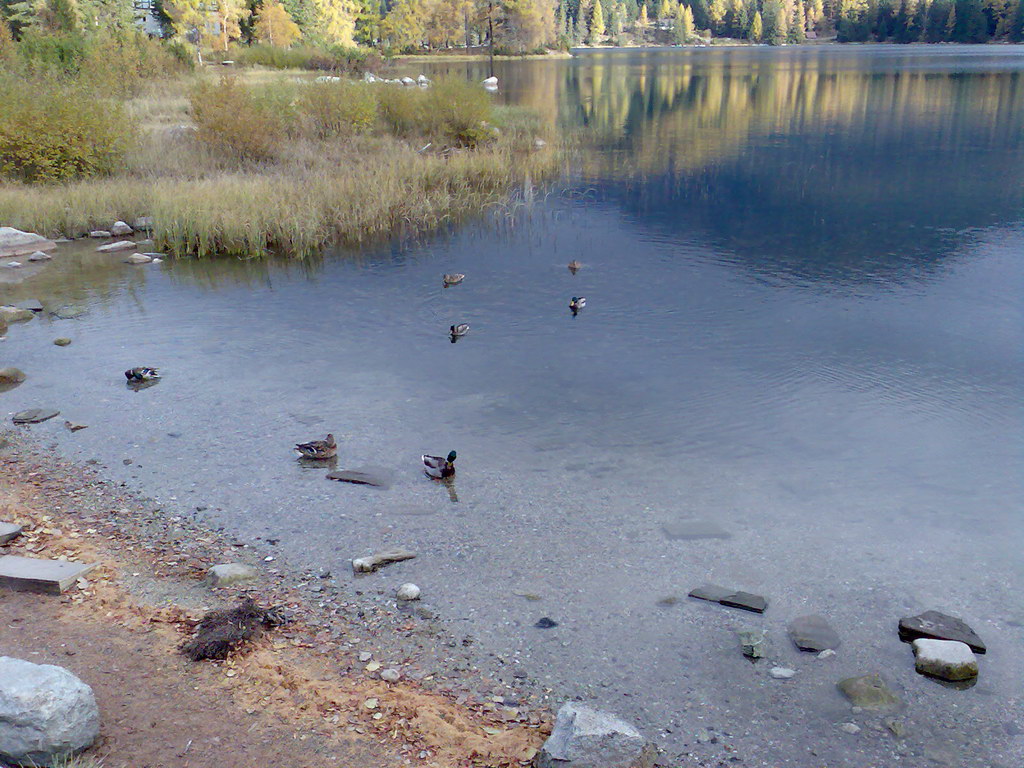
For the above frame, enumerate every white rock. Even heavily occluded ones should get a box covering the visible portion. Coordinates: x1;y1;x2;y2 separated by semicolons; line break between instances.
5;261;21;268
536;703;652;768
839;722;861;735
401;77;416;86
770;666;796;679
358;651;372;662
109;221;133;236
912;639;978;681
817;649;837;660
27;250;52;262
207;563;258;587
482;76;498;87
152;258;164;264
0;656;100;766
315;75;341;83
417;74;430;85
380;668;401;683
124;253;153;264
363;72;377;82
534;138;547;150
396;583;421;601
88;230;112;238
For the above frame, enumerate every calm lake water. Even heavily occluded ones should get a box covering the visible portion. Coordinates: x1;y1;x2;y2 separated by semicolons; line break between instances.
4;45;1024;767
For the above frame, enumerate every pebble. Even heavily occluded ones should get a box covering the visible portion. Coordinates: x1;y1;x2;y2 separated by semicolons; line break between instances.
54;337;72;346
380;668;401;683
839;722;861;735
358;651;373;662
817;649;836;660
770;667;796;679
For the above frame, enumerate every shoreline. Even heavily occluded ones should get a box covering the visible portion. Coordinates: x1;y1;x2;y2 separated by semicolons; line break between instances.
0;429;554;767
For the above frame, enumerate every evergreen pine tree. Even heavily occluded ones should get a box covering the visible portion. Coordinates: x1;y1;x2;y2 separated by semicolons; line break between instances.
749;7;762;36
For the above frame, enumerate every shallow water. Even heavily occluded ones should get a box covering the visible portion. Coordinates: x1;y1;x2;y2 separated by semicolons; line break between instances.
4;45;1024;767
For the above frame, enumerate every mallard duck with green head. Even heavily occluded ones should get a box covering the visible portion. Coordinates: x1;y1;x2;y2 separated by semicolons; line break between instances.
125;366;160;382
422;450;457;479
569;296;586;315
295;433;337;460
450;323;469;342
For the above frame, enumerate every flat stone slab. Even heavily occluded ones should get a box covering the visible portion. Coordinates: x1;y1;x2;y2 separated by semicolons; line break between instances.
913;639;978;681
96;240;136;253
0;227;57;259
327;466;394;490
0;522;23;545
789;614;841;651
13;408;60;424
688;584;735;602
661;519;731;540
837;673;901;710
898;610;986;654
0;555;98;594
689;584;768;613
17;299;43;312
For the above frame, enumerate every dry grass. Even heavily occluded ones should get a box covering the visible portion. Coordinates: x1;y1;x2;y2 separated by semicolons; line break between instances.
0;70;556;257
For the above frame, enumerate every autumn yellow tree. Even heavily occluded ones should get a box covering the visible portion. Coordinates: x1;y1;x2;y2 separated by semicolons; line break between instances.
307;0;359;45
254;0;302;45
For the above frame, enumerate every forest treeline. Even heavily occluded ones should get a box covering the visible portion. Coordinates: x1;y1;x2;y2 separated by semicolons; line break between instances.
1;0;1022;61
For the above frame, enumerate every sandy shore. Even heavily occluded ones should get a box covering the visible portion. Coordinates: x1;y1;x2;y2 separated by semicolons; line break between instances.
0;430;550;767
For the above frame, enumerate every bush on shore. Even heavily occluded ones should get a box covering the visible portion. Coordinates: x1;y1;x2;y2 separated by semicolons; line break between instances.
220;44;384;75
0;74;135;182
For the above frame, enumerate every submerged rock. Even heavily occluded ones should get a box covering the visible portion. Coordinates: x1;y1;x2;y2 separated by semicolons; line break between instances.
0;367;26;385
837;674;901;711
788;614;841;652
51;306;86;320
12;408;60;425
124;253;153;264
53;338;72;346
327;467;394;489
688;584;767;612
535;702;653;768
17;299;43;312
912;639;978;681
0;306;35;323
898;610;986;654
27;250;52;262
0;656;100;767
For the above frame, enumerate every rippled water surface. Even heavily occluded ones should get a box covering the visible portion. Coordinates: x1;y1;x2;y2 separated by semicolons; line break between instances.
4;45;1024;767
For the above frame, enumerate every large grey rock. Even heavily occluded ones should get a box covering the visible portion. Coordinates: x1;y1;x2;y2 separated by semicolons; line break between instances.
109;221;133;236
0;656;100;767
0;227;56;259
0;523;22;545
912;639;978;681
208;563;258;587
124;253;152;264
899;610;986;654
535;703;653;768
837;674;901;711
788;614;841;651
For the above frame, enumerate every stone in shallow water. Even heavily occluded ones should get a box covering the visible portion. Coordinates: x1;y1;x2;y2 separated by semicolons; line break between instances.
96;240;135;253
51;306;86;320
12;408;60;424
898;610;986;654
789;614;841;651
770;666;796;679
0;226;56;258
720;591;768;613
912;639;978;681
535;617;559;629
17;299;43;312
327;466;394;489
54;337;72;346
661;519;731;540
837;674;901;710
687;584;734;603
0;306;34;323
738;629;767;659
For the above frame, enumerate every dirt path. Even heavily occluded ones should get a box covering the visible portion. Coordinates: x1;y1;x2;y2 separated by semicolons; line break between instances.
0;432;549;768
